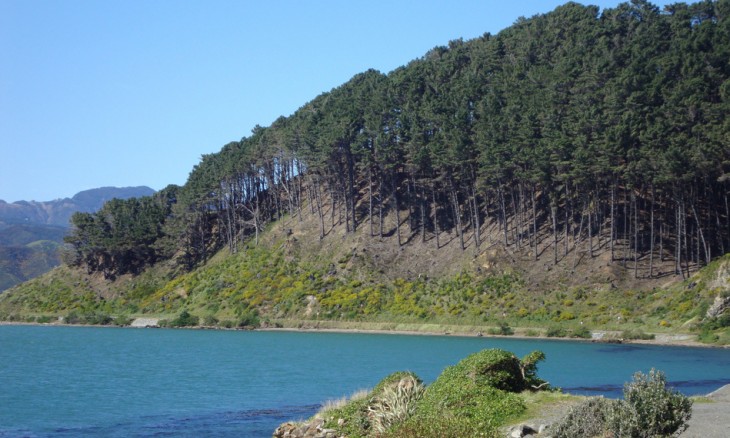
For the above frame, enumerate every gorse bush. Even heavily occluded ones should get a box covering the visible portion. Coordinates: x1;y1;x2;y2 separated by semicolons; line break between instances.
552;369;692;438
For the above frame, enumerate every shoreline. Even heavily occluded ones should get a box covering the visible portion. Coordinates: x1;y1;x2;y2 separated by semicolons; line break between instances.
2;319;726;349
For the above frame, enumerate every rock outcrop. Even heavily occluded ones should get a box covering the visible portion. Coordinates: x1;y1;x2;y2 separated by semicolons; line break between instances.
273;418;340;438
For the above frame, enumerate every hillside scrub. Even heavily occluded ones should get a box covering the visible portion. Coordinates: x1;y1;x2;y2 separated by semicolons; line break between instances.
1;245;728;345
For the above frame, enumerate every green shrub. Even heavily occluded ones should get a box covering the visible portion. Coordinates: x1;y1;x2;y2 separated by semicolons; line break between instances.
620;369;692;437
546;326;567;337
570;326;591;339
412;349;536;435
489;322;513;335
553;369;692;438
166;310;199;327
114;315;133;326
36;315;54;324
552;397;616;438
85;312;113;325
311;350;547;438
65;311;81;324
237;309;260;328
202;315;218;326
384;415;495;438
621;329;655;340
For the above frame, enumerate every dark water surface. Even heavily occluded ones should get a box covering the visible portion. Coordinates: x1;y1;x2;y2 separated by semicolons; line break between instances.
1;325;729;437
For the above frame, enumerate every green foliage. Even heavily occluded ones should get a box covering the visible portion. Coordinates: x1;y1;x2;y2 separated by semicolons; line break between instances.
546;326;568;338
552;397;615;438
65;311;113;325
621;329;656;341
520;350;547;390
488;322;514;336
317;350;545;437
202;314;218;326
621;369;692;437
412;349;530;435
237;309;260;328
64;193;172;278
553;369;692;438
163;310;199;328
113;315;133;326
35;315;54;324
570;326;592;339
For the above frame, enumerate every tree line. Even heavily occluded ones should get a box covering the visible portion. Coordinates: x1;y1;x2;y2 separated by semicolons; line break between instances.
66;0;730;280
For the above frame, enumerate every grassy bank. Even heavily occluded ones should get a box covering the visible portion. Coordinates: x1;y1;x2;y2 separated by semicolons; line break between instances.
1;225;728;345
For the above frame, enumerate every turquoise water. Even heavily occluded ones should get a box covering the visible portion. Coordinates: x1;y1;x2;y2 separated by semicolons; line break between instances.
1;325;729;437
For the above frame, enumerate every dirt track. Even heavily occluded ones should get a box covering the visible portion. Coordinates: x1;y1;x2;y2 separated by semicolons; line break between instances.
680;384;730;437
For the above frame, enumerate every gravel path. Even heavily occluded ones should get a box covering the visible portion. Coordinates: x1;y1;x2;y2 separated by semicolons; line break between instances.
680;384;730;438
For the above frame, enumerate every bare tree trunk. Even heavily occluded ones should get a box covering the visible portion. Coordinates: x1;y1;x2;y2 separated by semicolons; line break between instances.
564;183;570;257
691;203;709;265
588;195;594;258
394;186;402;247
610;183;615;262
314;179;325;240
433;185;440;249
379;176;384;239
421;185;427;243
472;183;481;254
623;188;629;268
551;203;558;265
675;200;682;277
649;185;655;277
532;185;538;261
451;185;464;251
499;185;508;246
633;191;638;279
369;169;374;237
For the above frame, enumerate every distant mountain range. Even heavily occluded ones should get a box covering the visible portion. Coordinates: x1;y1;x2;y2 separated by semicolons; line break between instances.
0;186;156;228
0;186;155;292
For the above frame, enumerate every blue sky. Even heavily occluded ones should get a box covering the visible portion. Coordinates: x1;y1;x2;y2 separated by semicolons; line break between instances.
0;0;675;202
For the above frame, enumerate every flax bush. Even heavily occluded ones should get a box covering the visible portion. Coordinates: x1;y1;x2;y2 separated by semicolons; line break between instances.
367;375;424;435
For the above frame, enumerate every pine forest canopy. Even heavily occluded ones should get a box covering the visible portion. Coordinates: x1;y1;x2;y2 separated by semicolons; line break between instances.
65;0;730;282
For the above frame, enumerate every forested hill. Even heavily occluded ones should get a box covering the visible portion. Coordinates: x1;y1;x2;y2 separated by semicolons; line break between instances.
61;1;728;284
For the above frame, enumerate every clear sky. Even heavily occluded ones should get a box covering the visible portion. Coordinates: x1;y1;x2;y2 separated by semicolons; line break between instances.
0;0;675;202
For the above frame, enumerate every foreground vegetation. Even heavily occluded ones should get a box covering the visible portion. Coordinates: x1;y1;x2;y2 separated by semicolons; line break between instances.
275;349;692;438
